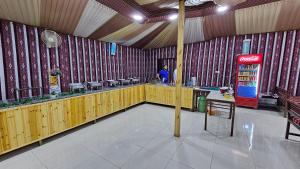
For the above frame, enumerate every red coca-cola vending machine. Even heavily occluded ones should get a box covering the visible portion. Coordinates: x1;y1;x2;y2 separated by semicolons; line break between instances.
235;54;263;109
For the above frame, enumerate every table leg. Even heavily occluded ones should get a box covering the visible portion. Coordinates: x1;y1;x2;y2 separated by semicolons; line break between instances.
209;101;212;114
229;104;232;119
285;120;290;139
192;91;196;112
230;103;235;136
204;100;208;130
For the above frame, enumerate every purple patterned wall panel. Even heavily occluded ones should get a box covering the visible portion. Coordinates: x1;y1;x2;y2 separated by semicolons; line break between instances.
0;20;147;101
95;41;101;81
115;45;119;79
280;31;293;88
69;36;78;83
27;26;40;96
231;35;243;86
187;44;193;81
100;42;105;81
127;47;131;78
118;45;123;80
49;48;56;69
183;44;188;83
201;42;209;86
209;39;217;86
83;39;90;82
288;31;300;93
259;34;267;55
90;40;96;81
134;48;137;78
191;43;199;78
38;29;49;95
261;33;275;93
197;42;204;85
212;38;221;86
145;31;300;96
1;21;17;100
218;37;226;87
77;37;85;82
269;32;283;92
209;39;216;85
14;23;29;98
129;47;132;78
251;34;259;53
132;48;136;78
58;35;70;92
123;46;128;79
105;43;110;80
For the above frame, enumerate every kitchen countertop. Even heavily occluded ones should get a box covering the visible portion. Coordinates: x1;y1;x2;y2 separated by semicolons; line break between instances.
0;83;144;109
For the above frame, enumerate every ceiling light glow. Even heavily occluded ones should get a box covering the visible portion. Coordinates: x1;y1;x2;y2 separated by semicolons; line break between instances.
132;14;143;21
172;5;179;9
168;14;178;20
217;5;229;12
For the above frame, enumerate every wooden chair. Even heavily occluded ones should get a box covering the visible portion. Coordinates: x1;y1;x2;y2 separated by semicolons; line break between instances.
285;99;300;139
274;87;290;117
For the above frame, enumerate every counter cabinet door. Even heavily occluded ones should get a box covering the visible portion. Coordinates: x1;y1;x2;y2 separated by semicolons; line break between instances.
22;105;43;143
181;88;193;109
0;111;11;152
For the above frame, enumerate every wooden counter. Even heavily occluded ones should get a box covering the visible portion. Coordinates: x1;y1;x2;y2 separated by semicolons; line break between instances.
145;84;193;109
0;84;145;155
0;84;193;155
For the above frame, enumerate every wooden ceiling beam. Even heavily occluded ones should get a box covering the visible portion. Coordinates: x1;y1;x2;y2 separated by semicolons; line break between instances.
97;0;150;22
145;0;281;23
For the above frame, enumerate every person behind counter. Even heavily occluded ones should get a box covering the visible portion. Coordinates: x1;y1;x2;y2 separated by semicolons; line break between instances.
157;65;169;83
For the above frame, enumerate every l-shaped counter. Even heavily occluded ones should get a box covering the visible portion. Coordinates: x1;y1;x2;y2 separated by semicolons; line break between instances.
0;83;194;155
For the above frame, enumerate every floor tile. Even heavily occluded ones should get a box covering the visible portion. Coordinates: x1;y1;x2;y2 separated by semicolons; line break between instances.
0;104;299;169
0;152;46;169
121;148;170;169
165;160;195;169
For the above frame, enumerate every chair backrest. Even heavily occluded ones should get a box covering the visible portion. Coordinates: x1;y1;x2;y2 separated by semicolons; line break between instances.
275;87;290;105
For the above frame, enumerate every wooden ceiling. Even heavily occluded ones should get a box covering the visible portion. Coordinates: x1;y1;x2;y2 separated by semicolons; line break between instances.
0;0;299;49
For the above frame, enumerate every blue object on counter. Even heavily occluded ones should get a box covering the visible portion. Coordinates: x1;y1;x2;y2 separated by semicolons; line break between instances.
159;69;169;83
237;86;257;98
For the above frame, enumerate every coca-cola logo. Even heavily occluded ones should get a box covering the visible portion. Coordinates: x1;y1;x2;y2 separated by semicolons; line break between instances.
239;56;260;62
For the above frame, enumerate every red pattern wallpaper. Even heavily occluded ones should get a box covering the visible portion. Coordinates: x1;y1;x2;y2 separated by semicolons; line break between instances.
0;20;145;101
1;21;16;100
27;26;40;96
146;31;300;96
15;23;29;98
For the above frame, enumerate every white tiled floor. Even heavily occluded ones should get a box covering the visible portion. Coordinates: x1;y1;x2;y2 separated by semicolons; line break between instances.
0;104;299;169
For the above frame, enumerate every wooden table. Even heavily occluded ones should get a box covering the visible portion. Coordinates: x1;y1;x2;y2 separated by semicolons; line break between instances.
204;91;236;136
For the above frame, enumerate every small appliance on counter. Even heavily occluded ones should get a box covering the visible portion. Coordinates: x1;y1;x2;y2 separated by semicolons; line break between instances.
118;79;130;85
106;80;119;87
132;78;140;84
219;87;229;94
69;83;85;92
128;78;140;84
87;81;103;90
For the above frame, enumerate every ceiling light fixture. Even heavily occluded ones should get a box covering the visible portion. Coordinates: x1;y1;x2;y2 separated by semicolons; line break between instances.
168;14;178;20
185;0;211;6
132;14;143;21
172;5;179;9
216;5;229;12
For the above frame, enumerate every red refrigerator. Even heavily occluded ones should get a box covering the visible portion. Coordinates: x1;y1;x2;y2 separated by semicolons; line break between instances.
235;54;263;109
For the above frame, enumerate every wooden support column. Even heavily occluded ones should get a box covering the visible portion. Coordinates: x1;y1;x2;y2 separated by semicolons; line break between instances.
174;0;185;137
